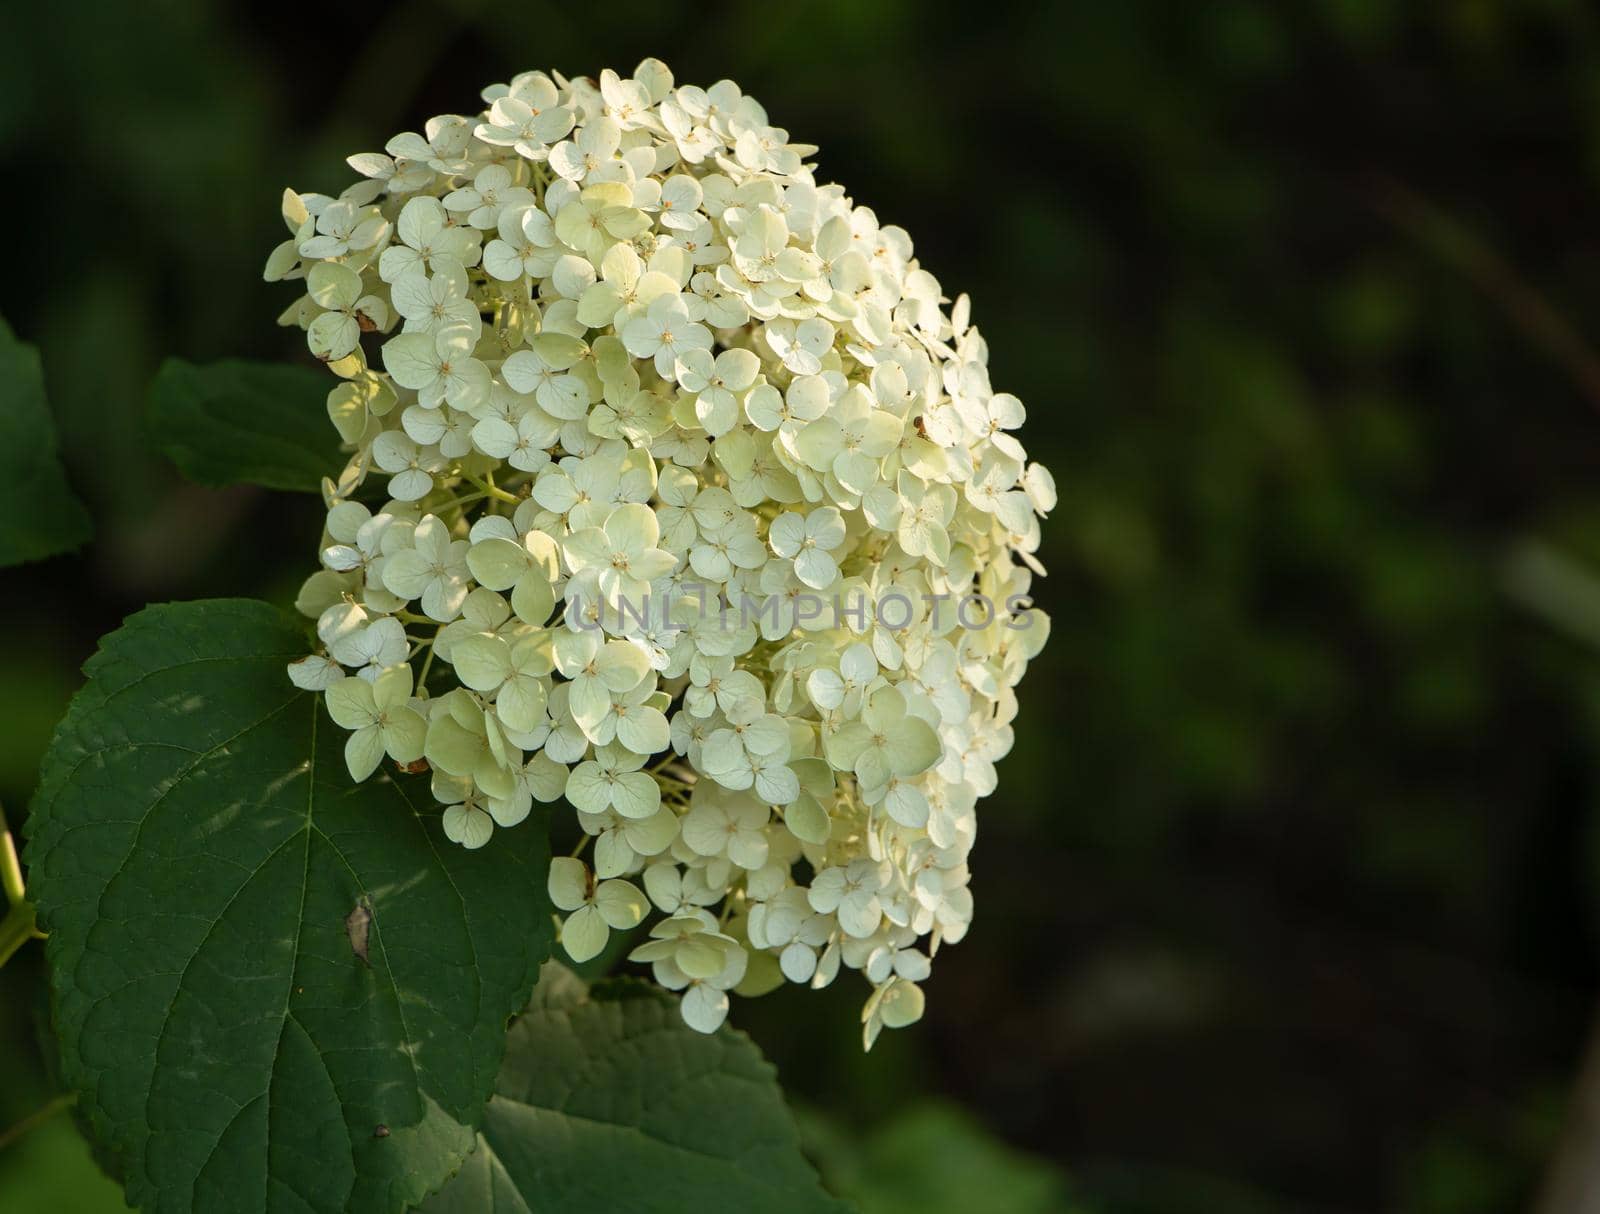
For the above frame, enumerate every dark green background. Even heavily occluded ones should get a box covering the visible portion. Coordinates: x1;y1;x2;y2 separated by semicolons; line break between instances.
5;1;1600;1210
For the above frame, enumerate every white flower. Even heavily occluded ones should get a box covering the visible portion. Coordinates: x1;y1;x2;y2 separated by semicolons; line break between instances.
444;163;535;230
483;204;558;281
627;912;747;1032
477;74;575;158
451;632;553;733
824;685;941;794
549;115;624;183
379;196;479;282
305;263;387;360
675;347;760;437
768;507;846;590
681;792;770;869
548;857;648;962
382;326;490;412
764;317;834;376
371;432;445;502
327;615;407;679
620;293;712;379
503;334;590;419
298;198;387;260
552;630;652;734
381;514;470;621
565;742;661;818
280;58;1053;1044
862;976;926;1051
471;406;560;473
808;858;887;939
807;642;878;716
391;261;480;338
562;502;677;605
324;665;425;781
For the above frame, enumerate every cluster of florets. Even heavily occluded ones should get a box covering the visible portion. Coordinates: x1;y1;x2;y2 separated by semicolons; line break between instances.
272;59;1052;1046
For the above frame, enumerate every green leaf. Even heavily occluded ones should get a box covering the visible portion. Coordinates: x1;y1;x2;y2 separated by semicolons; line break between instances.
799;1102;1080;1214
0;315;92;565
423;965;850;1214
146;358;341;492
26;598;553;1213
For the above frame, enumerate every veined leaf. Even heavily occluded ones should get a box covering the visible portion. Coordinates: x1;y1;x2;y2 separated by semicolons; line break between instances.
26;598;553;1212
146;358;340;493
423;964;849;1214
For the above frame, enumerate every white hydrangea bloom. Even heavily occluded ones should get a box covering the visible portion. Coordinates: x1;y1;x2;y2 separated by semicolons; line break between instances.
275;59;1052;1047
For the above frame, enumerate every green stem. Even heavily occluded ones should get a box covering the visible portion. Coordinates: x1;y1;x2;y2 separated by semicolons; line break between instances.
0;1093;75;1153
1;822;24;906
0;901;41;969
462;473;518;504
417;628;442;688
430;490;491;515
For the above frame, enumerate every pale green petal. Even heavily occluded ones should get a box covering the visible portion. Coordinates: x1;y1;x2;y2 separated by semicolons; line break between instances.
624;806;679;855
594;878;649;930
325;677;377;730
371;663;413;711
676;936;726;980
343;725;386;782
442;804;494;850
877;978;925;1029
546;856;590;912
381;709;426;764
886;718;940;778
453;635;512;692
564;762;612;815
496;676;548;735
784;795;831;845
680;984;729;1033
615;708;669;758
611;770;661;820
606;502;660;552
560;904;609;963
511;574;555;626
465;537;527;591
596;641;650;692
425;714;485;777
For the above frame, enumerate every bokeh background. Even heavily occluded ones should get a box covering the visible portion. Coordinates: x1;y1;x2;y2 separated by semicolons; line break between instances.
6;1;1600;1210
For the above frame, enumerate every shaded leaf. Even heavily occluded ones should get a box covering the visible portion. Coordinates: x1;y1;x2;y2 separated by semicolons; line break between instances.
0;315;92;565
799;1101;1079;1214
423;965;849;1214
26;599;553;1212
146;358;341;492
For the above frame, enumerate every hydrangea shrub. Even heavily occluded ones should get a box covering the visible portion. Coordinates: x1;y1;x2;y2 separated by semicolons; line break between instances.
17;57;1052;1212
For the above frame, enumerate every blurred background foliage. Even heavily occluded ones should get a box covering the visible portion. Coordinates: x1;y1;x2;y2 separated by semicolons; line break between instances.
5;0;1600;1210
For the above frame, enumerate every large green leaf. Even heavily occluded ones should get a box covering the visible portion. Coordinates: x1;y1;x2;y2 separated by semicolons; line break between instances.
146;358;341;492
0;315;92;565
799;1102;1079;1214
423;965;849;1214
26;599;553;1212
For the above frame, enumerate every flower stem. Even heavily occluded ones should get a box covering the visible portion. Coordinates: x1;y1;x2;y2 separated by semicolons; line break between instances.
0;901;40;969
417;633;440;688
0;805;44;968
1;815;23;906
463;473;518;504
0;1093;75;1153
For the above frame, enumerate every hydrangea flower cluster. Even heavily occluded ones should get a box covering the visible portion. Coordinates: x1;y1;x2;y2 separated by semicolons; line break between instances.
272;60;1053;1046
